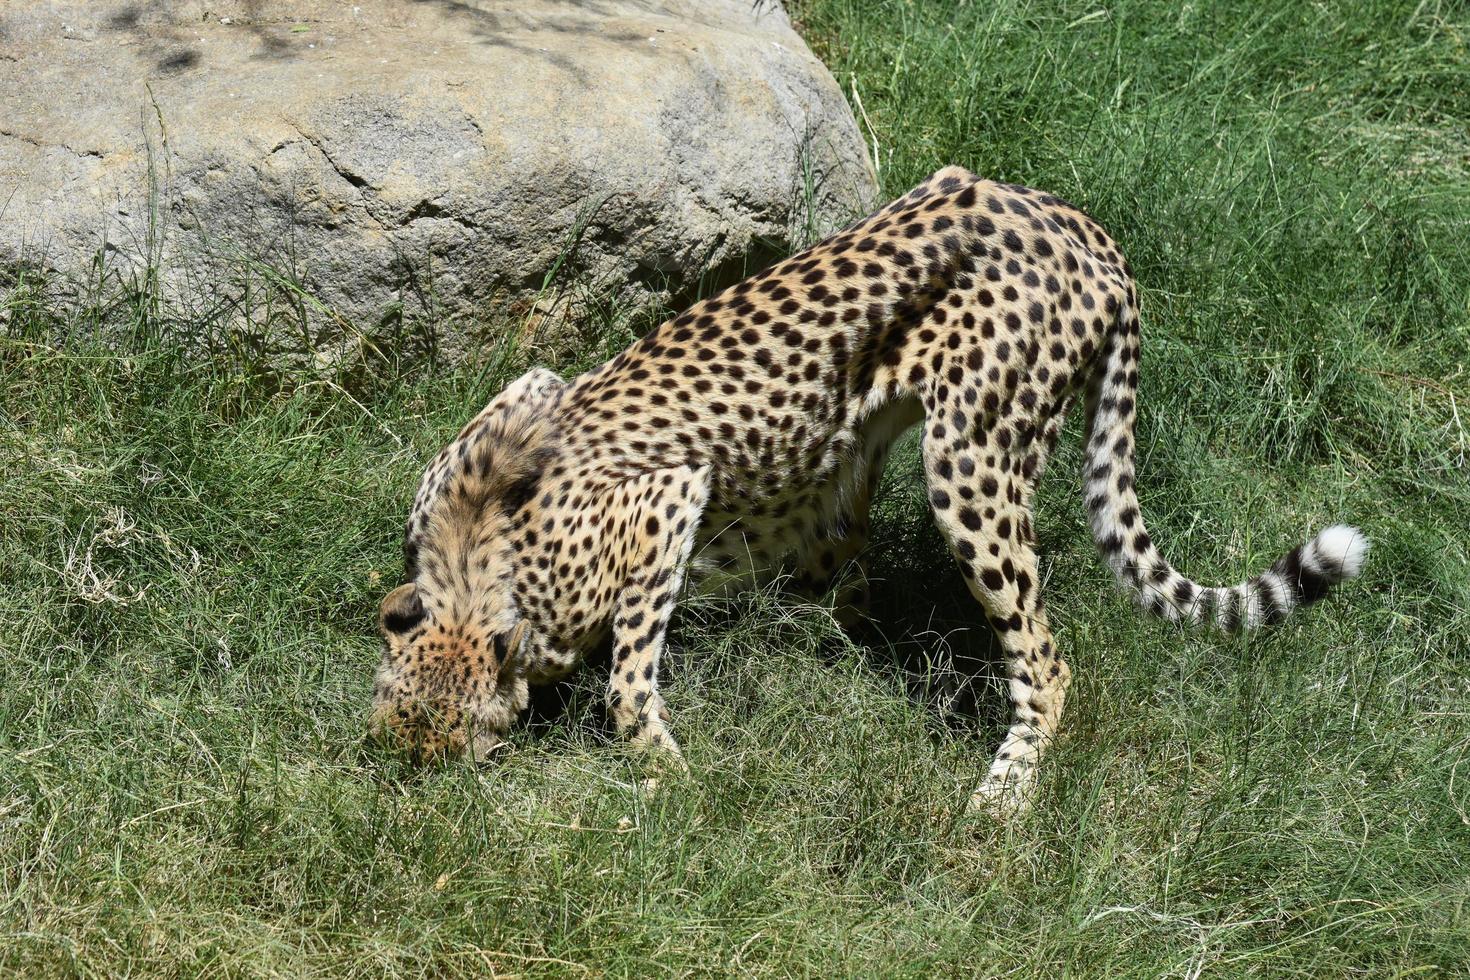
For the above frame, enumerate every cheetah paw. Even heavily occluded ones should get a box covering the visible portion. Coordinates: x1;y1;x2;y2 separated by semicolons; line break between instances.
969;769;1035;820
630;723;687;770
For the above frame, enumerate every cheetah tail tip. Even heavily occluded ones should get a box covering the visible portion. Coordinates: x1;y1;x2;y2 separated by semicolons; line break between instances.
1312;524;1370;583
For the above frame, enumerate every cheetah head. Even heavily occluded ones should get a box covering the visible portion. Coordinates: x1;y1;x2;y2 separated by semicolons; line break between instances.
366;366;564;764
368;579;533;764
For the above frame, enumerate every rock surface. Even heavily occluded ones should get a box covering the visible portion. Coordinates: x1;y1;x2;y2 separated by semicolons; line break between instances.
0;0;875;350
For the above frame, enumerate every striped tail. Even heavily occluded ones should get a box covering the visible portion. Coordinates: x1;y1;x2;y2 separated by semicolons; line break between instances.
1082;316;1367;630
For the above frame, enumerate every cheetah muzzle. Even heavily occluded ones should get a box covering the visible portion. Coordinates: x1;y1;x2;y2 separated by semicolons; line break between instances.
369;167;1368;811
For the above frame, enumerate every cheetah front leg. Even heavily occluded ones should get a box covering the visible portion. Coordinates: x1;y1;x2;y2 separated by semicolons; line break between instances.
605;465;710;762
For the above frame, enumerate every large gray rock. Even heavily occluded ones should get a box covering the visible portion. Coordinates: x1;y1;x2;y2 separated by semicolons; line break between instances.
0;0;875;352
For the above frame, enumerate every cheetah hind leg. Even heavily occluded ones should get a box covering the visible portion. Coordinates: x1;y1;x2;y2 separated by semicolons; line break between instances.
795;519;873;631
795;416;910;630
921;422;1072;817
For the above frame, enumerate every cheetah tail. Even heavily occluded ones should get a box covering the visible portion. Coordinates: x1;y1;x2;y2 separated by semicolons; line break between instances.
1081;321;1367;630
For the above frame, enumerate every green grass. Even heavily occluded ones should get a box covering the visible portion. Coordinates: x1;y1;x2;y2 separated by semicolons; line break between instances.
3;0;1469;974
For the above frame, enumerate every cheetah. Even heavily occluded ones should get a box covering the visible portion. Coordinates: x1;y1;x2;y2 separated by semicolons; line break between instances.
369;166;1368;811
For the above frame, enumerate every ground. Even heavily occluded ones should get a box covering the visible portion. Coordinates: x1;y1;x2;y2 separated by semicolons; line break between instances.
2;0;1468;975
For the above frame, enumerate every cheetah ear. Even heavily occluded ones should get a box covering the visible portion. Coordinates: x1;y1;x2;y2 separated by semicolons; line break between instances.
379;583;426;637
503;620;531;667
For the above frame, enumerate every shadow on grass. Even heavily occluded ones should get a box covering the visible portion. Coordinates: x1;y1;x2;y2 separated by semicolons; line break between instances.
861;531;1008;734
515;537;1009;757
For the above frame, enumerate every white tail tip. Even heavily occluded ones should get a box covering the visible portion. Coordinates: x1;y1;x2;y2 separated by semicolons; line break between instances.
1312;524;1369;581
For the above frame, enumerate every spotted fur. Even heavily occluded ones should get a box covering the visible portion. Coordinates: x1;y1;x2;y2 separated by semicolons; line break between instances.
370;166;1367;810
